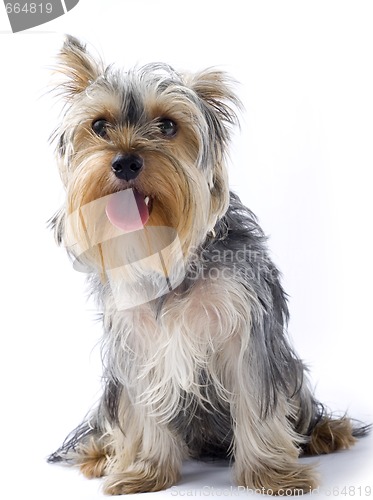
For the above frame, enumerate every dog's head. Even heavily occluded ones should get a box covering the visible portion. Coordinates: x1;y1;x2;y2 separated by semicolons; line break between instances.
51;36;240;303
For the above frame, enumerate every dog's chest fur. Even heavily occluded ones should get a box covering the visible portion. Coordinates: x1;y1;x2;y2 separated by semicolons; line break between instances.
105;275;250;395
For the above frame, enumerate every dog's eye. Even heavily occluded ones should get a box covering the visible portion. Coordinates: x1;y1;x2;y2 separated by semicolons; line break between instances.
92;119;109;138
158;118;177;137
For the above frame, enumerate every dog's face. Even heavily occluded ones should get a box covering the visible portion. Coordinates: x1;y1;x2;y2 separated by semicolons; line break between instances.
52;36;239;288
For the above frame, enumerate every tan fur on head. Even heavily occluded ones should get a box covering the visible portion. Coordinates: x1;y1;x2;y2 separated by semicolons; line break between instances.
55;35;103;97
53;38;240;283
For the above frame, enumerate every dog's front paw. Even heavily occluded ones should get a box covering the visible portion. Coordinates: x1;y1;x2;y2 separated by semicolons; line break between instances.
236;462;319;496
103;462;179;495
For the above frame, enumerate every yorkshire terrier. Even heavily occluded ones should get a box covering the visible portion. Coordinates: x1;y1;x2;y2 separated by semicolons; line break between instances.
48;36;369;495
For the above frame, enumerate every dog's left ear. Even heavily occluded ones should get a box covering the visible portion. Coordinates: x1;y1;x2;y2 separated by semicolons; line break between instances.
189;70;241;145
188;71;242;222
55;35;103;98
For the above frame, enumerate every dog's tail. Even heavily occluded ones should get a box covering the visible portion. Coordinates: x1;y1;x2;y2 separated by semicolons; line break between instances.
302;403;371;456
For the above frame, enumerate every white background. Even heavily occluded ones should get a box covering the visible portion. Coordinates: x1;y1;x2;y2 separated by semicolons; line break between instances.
0;1;372;498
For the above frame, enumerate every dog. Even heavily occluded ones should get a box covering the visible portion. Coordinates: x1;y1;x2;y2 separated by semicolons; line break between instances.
48;36;369;495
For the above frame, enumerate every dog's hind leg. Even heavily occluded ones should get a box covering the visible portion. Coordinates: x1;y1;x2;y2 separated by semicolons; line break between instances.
47;410;114;479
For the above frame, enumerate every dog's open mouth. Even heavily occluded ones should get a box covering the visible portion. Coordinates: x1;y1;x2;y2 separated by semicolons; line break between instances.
105;188;153;232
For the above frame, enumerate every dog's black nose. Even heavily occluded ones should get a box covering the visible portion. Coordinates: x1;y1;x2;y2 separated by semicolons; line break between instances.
111;154;144;181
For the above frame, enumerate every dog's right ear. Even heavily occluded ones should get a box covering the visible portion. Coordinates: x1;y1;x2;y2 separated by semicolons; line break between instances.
55;35;103;97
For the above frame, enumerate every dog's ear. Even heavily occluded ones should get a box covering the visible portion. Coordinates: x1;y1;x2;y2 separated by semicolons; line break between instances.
187;71;242;222
55;35;103;97
189;70;241;143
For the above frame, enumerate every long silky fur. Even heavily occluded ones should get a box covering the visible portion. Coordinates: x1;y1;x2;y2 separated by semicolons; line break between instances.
48;36;370;495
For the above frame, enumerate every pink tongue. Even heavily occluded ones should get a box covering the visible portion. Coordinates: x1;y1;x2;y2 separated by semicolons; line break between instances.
106;189;149;232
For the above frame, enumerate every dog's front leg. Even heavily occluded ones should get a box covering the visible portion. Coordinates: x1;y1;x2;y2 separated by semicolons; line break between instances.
103;399;184;495
232;392;319;495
